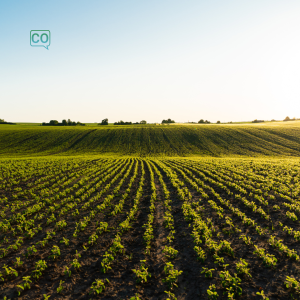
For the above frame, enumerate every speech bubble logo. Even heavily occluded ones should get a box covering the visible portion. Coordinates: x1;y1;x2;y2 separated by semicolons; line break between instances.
30;30;51;50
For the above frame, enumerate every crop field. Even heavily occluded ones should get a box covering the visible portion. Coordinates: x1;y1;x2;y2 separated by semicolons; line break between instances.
1;156;300;299
1;121;300;157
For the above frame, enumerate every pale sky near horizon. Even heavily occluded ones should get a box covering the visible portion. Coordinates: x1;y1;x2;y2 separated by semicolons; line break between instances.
1;0;300;123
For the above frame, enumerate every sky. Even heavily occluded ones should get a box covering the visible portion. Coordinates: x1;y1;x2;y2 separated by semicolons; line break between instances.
0;0;300;123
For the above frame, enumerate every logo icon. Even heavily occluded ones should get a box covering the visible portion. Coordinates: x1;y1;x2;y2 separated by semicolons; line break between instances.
30;30;51;50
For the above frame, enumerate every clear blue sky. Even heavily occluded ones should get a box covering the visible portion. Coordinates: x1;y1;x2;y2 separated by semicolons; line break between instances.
1;0;299;123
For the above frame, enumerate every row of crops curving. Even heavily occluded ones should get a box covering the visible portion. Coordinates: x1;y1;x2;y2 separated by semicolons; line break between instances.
1;122;300;156
1;156;300;299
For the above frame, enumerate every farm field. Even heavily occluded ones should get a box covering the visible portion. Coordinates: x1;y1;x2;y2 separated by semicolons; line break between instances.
1;156;300;299
1;121;300;157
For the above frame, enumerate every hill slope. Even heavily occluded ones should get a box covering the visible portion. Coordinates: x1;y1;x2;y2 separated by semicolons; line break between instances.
1;121;300;157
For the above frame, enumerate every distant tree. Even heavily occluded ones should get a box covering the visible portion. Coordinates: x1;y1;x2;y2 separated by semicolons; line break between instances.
114;120;132;125
162;118;175;124
140;120;147;124
49;120;59;125
0;118;5;123
271;119;276;122
205;120;211;124
283;116;290;121
42;119;85;126
216;121;220;124
198;119;204;123
99;118;108;125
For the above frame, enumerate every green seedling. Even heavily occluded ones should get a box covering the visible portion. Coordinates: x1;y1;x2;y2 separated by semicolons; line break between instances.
239;234;252;246
130;293;142;300
89;278;109;294
49;245;60;260
164;290;177;300
2;264;18;279
57;280;64;293
194;246;206;263
74;250;81;258
207;284;219;300
256;290;269;300
32;260;47;279
213;254;225;266
162;262;183;289
25;245;37;258
132;260;151;284
56;220;67;230
163;246;178;260
64;266;71;277
236;258;251;278
219;271;242;298
285;276;300;295
14;257;24;268
101;252;114;273
71;258;81;270
17;276;32;296
201;267;214;278
60;237;69;246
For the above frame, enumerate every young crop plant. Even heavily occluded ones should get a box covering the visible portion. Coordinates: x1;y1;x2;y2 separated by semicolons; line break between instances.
49;245;61;260
63;266;71;277
201;267;215;278
55;220;67;231
109;235;124;255
253;246;277;268
285;276;300;297
96;222;108;234
57;280;64;293
269;236;300;260
239;234;253;246
14;257;24;268
25;245;37;258
213;254;228;268
90;278;109;295
163;246;178;260
71;258;81;270
256;290;269;300
60;237;70;246
207;284;219;300
286;211;298;221
130;293;142;300
74;250;81;259
2;264;18;280
166;230;176;243
235;258;251;278
101;252;114;273
162;262;183;289
132;260;151;284
219;271;242;299
88;233;98;245
194;246;206;263
32;260;47;279
220;240;234;257
16;276;32;296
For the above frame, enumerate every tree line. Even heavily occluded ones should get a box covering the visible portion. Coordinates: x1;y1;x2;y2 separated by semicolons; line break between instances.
42;119;85;126
0;118;16;125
